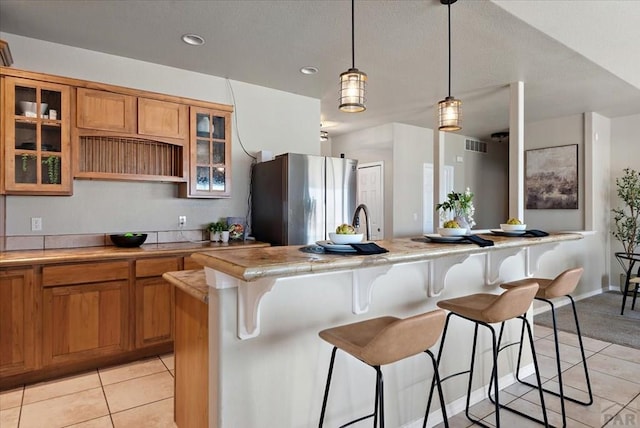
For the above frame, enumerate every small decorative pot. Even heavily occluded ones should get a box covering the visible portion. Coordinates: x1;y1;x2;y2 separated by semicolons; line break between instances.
221;231;230;243
210;231;220;242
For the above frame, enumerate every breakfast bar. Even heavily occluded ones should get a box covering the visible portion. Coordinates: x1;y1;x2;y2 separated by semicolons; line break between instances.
164;232;582;428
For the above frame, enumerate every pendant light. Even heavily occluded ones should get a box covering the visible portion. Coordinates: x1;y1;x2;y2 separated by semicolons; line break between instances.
438;0;462;132
339;0;367;112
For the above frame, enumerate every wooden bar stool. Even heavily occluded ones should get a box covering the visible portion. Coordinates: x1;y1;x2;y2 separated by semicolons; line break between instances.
318;309;449;428
501;267;593;427
424;282;549;428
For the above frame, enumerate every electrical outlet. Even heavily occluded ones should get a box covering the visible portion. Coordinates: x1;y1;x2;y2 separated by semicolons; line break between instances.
31;217;42;231
179;216;186;227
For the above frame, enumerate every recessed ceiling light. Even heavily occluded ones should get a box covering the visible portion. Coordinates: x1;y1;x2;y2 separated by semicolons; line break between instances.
300;66;319;75
181;34;205;46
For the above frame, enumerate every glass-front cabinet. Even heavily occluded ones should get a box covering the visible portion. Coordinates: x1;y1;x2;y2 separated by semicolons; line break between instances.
2;76;71;195
181;106;232;198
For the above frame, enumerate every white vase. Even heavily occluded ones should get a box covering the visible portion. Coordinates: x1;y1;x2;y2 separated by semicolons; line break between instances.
221;231;230;243
454;215;472;234
210;231;220;242
197;116;210;134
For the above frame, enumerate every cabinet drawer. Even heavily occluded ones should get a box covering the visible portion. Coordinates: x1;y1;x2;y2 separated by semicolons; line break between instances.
136;257;180;278
43;261;129;287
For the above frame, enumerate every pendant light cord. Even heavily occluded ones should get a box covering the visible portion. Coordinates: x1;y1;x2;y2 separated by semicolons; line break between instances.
351;0;355;69
447;1;452;97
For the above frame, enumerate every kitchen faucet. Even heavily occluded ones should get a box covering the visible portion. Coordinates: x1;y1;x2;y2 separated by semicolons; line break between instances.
351;204;372;241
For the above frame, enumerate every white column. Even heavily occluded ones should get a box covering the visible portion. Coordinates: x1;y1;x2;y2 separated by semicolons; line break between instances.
584;112;595;231
433;125;445;229
509;81;525;220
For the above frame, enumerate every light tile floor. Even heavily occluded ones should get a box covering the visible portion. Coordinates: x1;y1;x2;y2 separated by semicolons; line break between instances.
0;354;175;428
1;327;638;428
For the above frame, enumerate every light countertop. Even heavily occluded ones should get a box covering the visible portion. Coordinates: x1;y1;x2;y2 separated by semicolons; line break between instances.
191;233;582;282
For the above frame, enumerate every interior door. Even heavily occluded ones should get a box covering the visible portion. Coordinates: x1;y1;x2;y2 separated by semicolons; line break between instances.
357;162;384;240
423;163;454;233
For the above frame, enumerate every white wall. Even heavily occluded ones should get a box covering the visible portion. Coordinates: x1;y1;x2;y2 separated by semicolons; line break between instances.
610;113;640;288
330;124;394;237
524;114;585;231
1;33;320;236
524;113;611;296
392;123;433;237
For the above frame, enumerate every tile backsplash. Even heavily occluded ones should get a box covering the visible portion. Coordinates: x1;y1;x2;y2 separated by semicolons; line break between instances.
3;229;208;251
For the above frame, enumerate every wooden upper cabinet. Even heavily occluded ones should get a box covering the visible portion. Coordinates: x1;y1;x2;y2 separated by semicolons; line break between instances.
138;98;188;140
1;75;72;195
179;106;232;198
76;88;136;133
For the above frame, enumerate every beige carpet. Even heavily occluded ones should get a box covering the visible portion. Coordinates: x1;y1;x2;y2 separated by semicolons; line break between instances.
534;291;640;349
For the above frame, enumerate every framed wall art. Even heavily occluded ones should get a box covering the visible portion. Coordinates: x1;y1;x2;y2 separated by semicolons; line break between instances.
525;144;578;209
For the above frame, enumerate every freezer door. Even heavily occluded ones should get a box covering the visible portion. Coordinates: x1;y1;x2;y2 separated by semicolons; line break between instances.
286;154;326;245
325;157;358;238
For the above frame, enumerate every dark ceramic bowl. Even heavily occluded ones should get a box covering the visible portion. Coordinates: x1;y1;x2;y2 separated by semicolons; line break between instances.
109;233;148;248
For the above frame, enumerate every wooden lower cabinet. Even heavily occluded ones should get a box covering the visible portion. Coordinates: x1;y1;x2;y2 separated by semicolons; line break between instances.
0;268;37;377
42;279;129;365
135;257;179;348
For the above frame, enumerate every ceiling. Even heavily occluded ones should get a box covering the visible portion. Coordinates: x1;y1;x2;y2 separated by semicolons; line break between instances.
1;0;639;142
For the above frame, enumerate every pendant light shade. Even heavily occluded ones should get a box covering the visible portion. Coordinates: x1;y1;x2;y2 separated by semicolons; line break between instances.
339;68;367;112
438;0;461;132
438;96;462;131
339;0;367;112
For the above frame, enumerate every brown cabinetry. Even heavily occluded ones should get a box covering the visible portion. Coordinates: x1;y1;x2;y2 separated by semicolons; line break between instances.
1;75;72;195
76;88;136;133
138;98;188;140
0;268;37;377
42;261;129;365
180;106;232;198
135;257;178;348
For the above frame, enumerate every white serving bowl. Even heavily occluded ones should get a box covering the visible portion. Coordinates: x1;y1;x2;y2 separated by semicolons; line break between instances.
437;227;468;236
500;223;527;231
329;232;364;244
18;101;48;116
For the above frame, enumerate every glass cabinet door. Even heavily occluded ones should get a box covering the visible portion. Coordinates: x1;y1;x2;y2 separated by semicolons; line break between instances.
3;76;71;194
185;107;231;198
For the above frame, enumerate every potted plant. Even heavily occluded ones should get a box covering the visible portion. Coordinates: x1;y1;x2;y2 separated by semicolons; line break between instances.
612;168;640;293
207;220;227;242
436;188;476;233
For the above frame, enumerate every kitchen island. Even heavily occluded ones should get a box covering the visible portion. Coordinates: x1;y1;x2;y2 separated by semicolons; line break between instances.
165;232;583;427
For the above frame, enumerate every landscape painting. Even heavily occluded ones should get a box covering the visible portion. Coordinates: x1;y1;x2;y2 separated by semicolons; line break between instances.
525;145;578;209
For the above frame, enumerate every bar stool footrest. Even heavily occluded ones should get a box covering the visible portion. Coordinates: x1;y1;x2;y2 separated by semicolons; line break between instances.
515;377;594;406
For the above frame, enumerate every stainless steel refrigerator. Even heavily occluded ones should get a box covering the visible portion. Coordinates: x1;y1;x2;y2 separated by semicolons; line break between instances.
251;153;358;245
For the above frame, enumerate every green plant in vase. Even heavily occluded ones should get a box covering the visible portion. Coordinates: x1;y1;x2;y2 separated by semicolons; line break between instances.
436;188;476;231
612;168;640;294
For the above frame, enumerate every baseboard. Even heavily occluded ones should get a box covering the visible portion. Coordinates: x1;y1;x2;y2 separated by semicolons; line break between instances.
403;364;535;428
532;287;605;316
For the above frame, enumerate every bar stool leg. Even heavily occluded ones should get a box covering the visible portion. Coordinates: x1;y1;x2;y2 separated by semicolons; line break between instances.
488;315;550;427
513;298;593;427
376;367;384;428
423;313;454;428
319;347;338;428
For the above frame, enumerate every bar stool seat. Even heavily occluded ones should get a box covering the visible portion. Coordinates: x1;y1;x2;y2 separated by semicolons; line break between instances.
318;309;449;428
424;282;549;428
501;267;593;427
